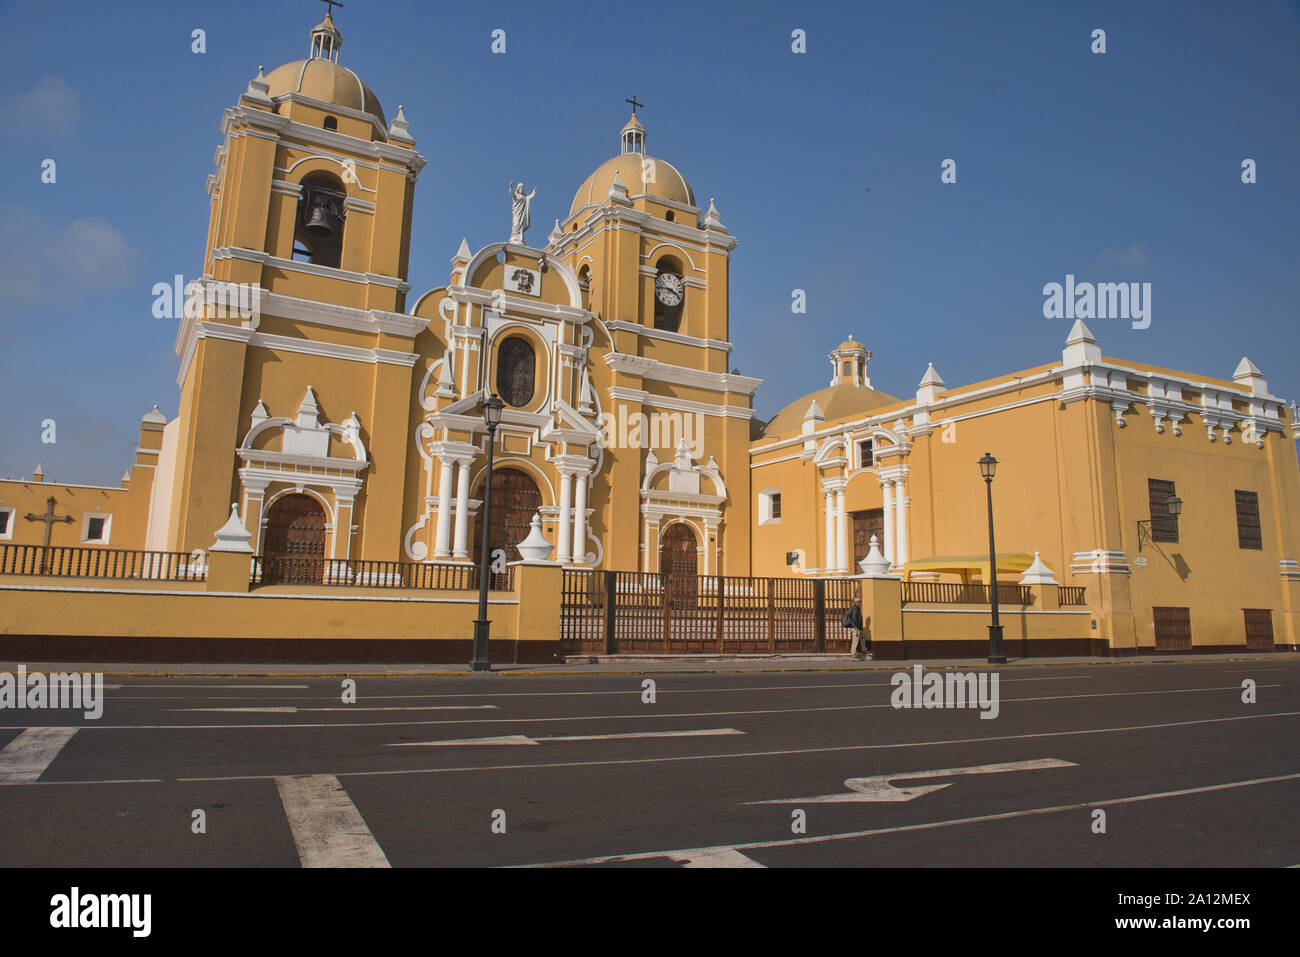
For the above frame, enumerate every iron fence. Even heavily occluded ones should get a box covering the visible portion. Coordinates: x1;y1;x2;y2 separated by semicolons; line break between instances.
0;544;205;581
251;557;512;590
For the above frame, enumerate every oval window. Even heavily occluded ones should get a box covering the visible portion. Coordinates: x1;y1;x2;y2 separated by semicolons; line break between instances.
496;337;536;407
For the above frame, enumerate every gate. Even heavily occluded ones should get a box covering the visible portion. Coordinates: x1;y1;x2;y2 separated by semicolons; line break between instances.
560;570;860;655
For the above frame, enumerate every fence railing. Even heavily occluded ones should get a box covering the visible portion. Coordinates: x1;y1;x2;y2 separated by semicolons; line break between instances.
901;581;1032;605
560;570;858;655
250;556;512;591
0;544;206;581
1059;586;1087;606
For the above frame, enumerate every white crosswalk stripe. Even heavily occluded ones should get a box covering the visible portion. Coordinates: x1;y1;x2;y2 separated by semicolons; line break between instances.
0;727;79;784
274;774;390;868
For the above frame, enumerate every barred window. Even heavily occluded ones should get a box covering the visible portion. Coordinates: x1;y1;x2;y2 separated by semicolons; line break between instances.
1148;479;1179;543
1235;490;1262;549
496;337;535;408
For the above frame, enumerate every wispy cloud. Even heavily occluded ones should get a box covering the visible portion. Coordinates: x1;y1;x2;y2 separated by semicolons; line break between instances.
0;206;142;301
0;76;81;138
1088;242;1150;274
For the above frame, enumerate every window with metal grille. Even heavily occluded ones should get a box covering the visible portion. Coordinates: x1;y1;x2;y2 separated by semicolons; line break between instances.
859;440;874;467
1243;609;1273;650
1147;478;1179;543
1235;490;1262;549
1152;606;1191;651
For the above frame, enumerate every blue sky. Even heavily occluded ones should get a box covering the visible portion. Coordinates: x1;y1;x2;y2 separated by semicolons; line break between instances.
1;0;1297;483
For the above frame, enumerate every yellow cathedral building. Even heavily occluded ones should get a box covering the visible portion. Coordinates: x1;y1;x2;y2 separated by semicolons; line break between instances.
2;13;1298;659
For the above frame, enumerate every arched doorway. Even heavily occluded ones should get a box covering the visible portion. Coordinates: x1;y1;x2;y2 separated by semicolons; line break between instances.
473;468;543;568
262;493;327;584
660;523;698;600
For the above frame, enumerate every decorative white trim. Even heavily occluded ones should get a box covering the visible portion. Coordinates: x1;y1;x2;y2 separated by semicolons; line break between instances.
605;352;761;395
1070;550;1131;575
608;385;754;420
219;103;427;175
605;320;734;353
255;289;427;338
207;246;410;292
1281;559;1300;583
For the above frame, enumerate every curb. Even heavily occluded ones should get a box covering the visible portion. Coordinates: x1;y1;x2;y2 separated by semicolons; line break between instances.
1;653;1293;679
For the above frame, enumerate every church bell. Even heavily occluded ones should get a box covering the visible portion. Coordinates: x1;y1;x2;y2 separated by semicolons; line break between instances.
303;195;342;238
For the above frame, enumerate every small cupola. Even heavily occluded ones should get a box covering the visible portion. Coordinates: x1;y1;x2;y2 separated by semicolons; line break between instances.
829;336;872;387
621;112;645;155
310;9;343;62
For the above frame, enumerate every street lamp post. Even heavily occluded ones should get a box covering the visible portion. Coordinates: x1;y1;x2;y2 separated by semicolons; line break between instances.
979;452;1006;664
471;394;505;673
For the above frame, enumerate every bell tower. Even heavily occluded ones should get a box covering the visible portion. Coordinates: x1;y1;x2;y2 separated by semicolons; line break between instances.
200;10;423;314
160;12;428;556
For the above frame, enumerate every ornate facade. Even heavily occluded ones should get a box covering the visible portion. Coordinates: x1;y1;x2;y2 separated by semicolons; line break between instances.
3;12;1298;654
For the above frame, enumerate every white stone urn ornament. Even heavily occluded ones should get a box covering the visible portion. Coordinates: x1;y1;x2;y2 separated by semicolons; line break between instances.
857;535;891;577
515;513;554;563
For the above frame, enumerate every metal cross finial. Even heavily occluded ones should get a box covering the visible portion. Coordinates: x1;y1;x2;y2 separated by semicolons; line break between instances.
625;95;644;114
319;0;344;16
25;495;73;549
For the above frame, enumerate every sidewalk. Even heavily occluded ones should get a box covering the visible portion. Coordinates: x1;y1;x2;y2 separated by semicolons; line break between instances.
0;652;1294;678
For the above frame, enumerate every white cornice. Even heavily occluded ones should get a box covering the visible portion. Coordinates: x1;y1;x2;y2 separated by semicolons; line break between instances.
258;289;426;338
208;246;410;292
608;385;754;420
553;203;738;257
447;285;590;325
605;352;761;396
250;331;417;367
605;320;733;353
220;103;427;176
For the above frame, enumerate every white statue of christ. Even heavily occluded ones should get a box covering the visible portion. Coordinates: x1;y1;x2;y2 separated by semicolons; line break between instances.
509;182;538;244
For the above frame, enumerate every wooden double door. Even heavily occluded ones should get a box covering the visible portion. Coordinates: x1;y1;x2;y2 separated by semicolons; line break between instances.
472;468;543;567
262;493;327;584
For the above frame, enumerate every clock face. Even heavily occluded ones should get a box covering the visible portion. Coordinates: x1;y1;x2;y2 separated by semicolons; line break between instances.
655;272;685;307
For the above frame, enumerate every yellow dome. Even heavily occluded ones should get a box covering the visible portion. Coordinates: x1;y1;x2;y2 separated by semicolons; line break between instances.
761;382;903;439
569;153;695;218
836;336;868;353
264;58;386;128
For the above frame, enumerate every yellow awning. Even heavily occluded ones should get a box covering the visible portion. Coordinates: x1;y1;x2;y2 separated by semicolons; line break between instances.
903;552;1046;582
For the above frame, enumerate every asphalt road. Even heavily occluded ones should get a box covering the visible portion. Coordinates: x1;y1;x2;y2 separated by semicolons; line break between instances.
1;660;1297;867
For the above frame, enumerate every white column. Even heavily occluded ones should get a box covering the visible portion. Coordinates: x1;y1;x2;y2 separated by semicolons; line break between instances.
434;458;455;559
823;491;835;571
835;488;848;573
452;460;471;559
882;481;895;565
556;470;574;564
894;479;909;568
570;473;588;565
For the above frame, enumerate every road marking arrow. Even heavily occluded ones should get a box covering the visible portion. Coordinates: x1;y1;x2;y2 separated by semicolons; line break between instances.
745;758;1078;804
387;728;746;747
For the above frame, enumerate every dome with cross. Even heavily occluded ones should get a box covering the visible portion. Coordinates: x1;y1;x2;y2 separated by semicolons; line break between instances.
569;105;695;220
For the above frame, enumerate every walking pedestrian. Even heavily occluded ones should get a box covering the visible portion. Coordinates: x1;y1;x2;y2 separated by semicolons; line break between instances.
842;596;870;660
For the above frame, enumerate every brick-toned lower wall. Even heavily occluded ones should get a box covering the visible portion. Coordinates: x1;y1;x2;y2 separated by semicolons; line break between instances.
0;635;562;665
